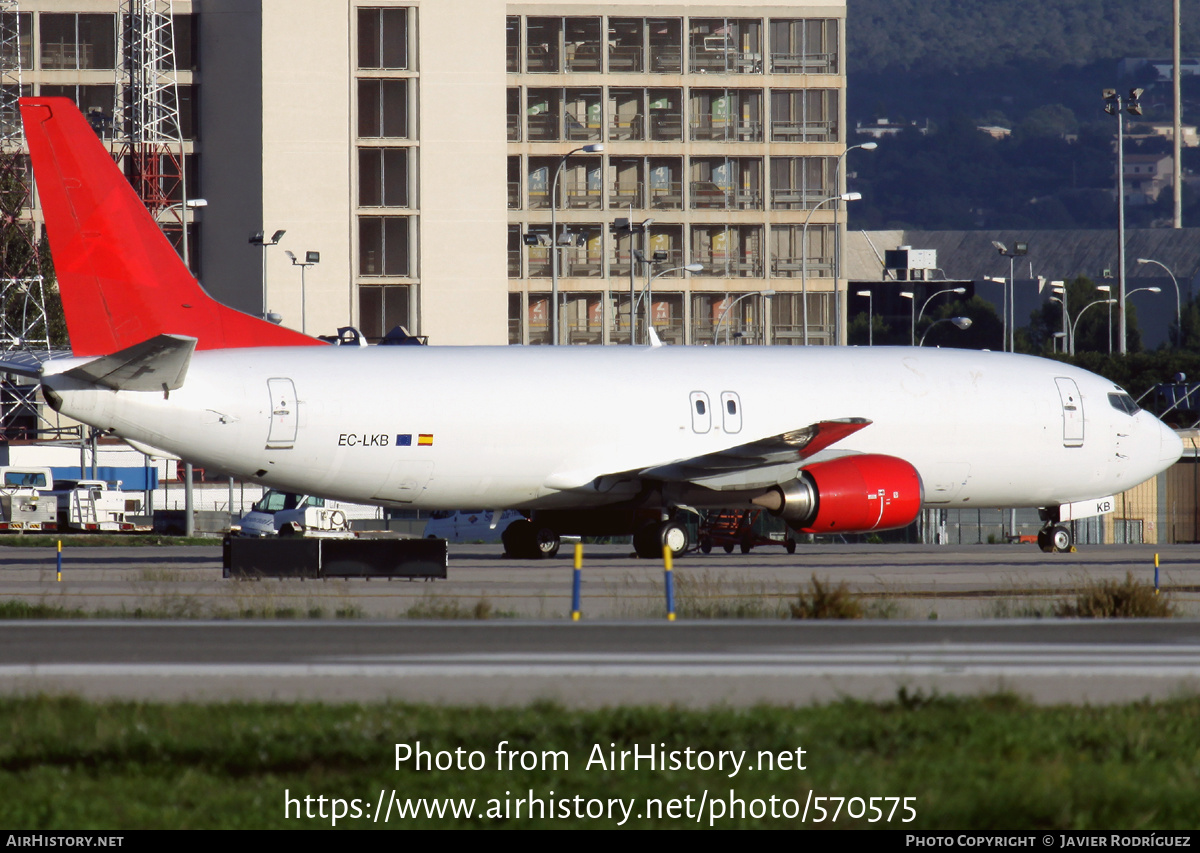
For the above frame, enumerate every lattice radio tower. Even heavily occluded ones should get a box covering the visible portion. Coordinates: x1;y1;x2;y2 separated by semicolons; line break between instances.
113;0;186;253
0;1;55;440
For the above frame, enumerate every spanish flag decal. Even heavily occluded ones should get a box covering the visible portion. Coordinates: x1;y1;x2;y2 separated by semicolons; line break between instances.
418;434;434;446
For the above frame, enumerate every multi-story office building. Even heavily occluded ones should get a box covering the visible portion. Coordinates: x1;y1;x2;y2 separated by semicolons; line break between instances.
5;1;848;348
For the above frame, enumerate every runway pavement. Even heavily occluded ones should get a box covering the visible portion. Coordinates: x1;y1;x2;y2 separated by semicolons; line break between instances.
0;619;1199;705
0;541;1197;620
0;541;1198;704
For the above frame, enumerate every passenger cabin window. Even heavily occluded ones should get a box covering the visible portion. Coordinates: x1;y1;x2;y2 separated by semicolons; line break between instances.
1108;392;1140;416
689;391;711;433
720;391;743;433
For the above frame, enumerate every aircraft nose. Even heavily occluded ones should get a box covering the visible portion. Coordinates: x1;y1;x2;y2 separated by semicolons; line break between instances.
1159;418;1184;465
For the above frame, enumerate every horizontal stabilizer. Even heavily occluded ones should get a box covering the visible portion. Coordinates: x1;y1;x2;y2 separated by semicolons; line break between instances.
64;334;196;392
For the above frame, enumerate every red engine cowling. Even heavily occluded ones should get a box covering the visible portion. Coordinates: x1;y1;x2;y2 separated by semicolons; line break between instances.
754;454;923;534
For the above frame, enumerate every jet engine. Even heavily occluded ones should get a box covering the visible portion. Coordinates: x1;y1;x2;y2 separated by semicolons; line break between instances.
751;454;922;533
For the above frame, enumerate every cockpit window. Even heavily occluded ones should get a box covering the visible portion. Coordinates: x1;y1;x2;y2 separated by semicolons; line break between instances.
1108;392;1140;416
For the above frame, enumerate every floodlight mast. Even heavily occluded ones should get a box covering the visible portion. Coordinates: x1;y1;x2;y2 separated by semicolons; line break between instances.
1103;87;1143;354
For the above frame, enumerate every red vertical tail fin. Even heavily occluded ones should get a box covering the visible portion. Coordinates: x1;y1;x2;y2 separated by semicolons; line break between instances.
19;97;322;356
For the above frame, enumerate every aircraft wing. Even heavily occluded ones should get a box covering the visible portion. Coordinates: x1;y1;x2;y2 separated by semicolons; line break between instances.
637;418;871;488
547;417;873;494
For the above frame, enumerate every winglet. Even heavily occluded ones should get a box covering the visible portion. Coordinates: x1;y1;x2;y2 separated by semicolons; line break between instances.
19;97;323;356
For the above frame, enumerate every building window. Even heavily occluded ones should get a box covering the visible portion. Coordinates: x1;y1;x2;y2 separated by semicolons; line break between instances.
358;79;408;138
564;18;601;72
689;89;762;142
769;156;833;209
526;17;561;73
690;224;763;277
358;7;408;70
506;16;520;72
769;19;839;74
648;19;683;73
689;157;763;210
770;224;831;277
172;14;196;71
770;89;839;142
40;13;115;70
359;148;409;207
358;285;410;340
359;216;411;276
688;18;762;74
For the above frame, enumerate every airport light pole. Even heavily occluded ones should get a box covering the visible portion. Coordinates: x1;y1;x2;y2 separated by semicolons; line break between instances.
1136;258;1182;347
1125;286;1163;345
250;229;286;320
856;290;873;345
984;276;1008;351
713;290;775;345
165;198;206;271
919;316;972;347
900;290;915;345
916;286;967;328
284;250;320;335
1096;285;1113;352
634;261;702;345
1070;298;1116;356
802;192;860;345
1103;87;1143;354
551;144;604;345
832;142;876;344
1049;280;1066;354
990;240;1027;352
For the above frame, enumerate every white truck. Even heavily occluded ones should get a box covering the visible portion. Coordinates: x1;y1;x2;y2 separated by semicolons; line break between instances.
234;490;356;538
51;479;150;532
0;467;57;532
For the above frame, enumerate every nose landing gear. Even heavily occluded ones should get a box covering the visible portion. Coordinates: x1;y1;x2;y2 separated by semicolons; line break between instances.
1036;523;1074;553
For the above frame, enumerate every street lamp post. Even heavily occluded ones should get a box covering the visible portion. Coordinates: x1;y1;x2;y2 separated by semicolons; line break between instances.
634;261;702;344
856;290;873;346
1070;298;1117;355
1103;87;1143;354
249;229;286;320
713;290;775;345
1136;258;1182;347
284;250;320;335
916;286;967;334
919;316;972;347
802;192;860;345
832;142;876;344
551;143;604;345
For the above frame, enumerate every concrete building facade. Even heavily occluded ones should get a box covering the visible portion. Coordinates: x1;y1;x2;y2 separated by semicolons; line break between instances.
7;0;849;348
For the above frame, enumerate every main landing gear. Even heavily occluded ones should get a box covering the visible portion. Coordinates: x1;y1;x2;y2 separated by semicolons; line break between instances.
501;514;691;560
1036;523;1073;553
501;519;560;559
632;518;689;559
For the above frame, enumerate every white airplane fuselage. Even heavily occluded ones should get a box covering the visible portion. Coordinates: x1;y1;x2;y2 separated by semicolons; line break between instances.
42;344;1181;513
